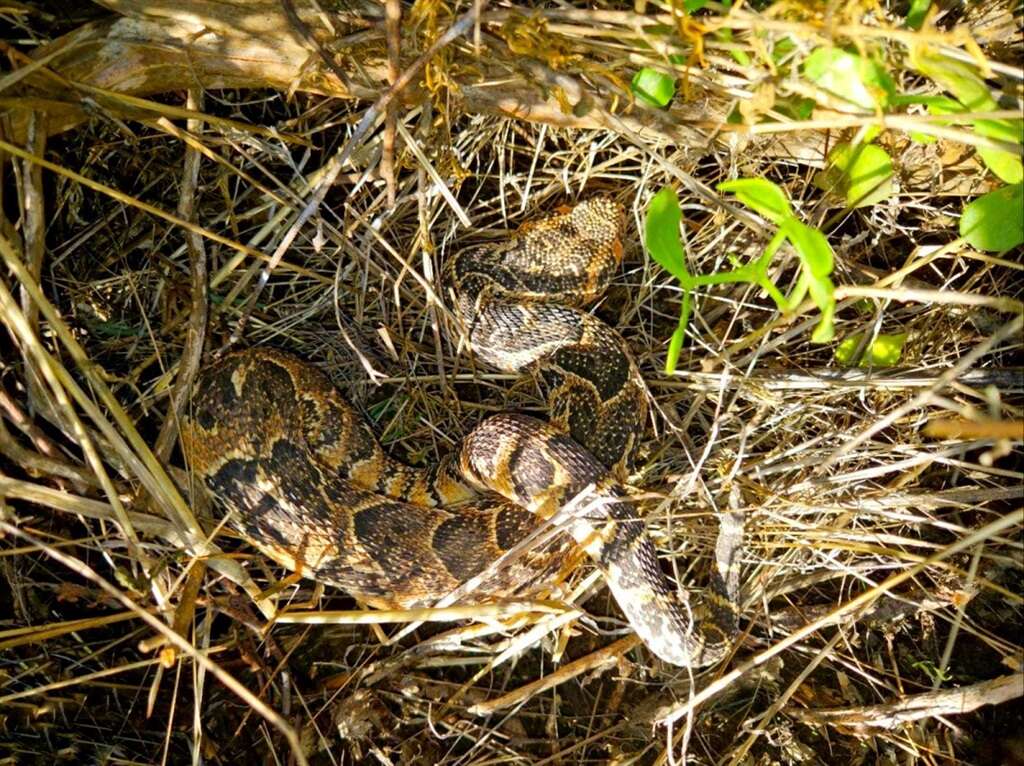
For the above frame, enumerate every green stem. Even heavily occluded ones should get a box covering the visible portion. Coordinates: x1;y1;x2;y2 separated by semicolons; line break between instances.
759;277;790;310
755;228;788;272
665;224;794;372
665;289;692;374
691;265;755;287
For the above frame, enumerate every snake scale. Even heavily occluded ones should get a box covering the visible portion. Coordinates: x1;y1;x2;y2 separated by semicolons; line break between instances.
181;198;741;667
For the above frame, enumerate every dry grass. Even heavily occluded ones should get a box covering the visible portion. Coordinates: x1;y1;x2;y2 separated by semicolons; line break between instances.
0;1;1022;764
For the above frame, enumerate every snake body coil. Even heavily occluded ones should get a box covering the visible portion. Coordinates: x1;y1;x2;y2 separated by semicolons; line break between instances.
181;198;740;667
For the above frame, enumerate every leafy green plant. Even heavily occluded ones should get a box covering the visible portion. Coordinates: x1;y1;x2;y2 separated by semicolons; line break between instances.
910;50;1023;184
645;181;837;373
631;67;676;107
904;51;1024;251
635;0;747;107
960;183;1024;252
835;332;907;367
802;44;1021;251
800;47;897;209
815;141;895;208
803;47;894;112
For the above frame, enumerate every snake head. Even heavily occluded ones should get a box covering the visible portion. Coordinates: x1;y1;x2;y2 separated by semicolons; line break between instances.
516;196;625;265
565;196;626;261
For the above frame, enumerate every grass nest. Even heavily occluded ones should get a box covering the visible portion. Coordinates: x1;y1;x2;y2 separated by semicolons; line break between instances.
0;1;1022;764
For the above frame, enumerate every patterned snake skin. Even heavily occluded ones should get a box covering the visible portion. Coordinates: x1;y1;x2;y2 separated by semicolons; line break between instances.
180;198;741;667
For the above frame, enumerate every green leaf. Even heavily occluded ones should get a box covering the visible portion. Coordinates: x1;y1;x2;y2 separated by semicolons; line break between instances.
974;119;1024;184
974;118;1024;145
781;219;834;278
632;68;676;108
780;219;836;343
718;178;792;224
905;0;931;29
912;51;996;112
834;334;861;365
867;333;906;366
976;147;1024;184
806;271;836;343
771;37;797;64
774;95;815;121
645;186;691;282
911;53;1023;182
722;38;751;67
803;47;895;111
891;94;961;111
835;333;908;367
861;124;883;144
960;183;1024;252
895;93;963;141
815;142;894;208
645;187;697;373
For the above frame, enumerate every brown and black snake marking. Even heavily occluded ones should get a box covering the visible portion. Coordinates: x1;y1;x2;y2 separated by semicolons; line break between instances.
181;197;742;667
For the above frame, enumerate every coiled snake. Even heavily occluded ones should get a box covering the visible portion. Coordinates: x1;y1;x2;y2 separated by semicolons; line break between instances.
181;198;741;667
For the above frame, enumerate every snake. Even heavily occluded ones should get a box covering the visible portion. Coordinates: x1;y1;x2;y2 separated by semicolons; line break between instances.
180;197;741;667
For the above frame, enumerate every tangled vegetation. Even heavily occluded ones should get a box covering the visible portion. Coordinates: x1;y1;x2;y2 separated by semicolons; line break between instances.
0;1;1021;764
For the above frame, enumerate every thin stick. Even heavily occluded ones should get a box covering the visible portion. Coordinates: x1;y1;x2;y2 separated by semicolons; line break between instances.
154;88;208;461
791;673;1023;729
383;0;402;207
468;636;642;715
